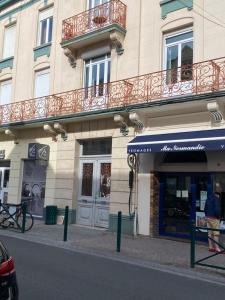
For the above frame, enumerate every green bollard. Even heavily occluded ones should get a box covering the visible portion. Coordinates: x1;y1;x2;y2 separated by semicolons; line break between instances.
22;202;27;233
63;206;69;242
117;211;122;252
190;219;196;268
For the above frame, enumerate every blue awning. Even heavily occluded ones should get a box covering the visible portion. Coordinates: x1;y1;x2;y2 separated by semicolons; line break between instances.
127;128;225;153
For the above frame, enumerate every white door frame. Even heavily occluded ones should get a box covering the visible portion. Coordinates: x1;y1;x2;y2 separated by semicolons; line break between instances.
0;167;10;204
77;156;111;228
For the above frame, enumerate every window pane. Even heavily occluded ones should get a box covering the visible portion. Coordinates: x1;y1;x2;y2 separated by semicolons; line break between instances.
99;63;105;96
100;163;111;197
166;45;178;84
0;80;12;105
81;163;93;196
166;31;193;45
181;41;193;81
48;16;53;43
3;170;9;188
40;19;47;45
3;25;16;58
82;138;112;155
35;70;50;98
107;60;111;83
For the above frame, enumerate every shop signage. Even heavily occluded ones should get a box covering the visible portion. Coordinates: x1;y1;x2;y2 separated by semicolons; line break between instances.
28;143;50;161
0;150;5;159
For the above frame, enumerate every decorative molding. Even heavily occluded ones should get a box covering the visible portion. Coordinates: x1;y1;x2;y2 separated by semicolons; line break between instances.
114;114;129;136
4;129;18;144
0;57;13;71
110;31;124;55
53;122;68;141
43;124;57;141
63;48;76;68
33;43;51;61
0;0;42;21
207;101;224;124
129;112;144;131
160;0;193;19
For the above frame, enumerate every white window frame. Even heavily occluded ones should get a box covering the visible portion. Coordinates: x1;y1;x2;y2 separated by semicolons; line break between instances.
164;29;193;82
0;79;12;105
37;7;53;46
84;54;110;98
34;69;50;98
88;0;108;9
3;24;16;59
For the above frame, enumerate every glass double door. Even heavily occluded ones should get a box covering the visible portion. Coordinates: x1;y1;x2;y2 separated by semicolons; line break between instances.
77;159;111;228
160;173;211;237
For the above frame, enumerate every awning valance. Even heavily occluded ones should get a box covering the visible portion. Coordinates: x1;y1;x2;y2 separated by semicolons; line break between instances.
127;128;225;153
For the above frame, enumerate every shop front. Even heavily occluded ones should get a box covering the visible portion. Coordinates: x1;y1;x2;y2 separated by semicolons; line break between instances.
128;128;225;238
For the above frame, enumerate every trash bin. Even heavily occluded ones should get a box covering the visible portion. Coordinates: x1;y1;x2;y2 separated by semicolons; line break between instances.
45;205;57;225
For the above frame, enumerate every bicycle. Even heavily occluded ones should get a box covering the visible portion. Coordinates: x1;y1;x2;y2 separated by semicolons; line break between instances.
0;200;34;232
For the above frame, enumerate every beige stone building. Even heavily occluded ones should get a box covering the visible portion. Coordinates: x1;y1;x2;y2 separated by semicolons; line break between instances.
0;0;225;238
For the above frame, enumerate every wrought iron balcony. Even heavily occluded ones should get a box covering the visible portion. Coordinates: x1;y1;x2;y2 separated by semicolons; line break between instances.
62;0;126;42
1;57;225;125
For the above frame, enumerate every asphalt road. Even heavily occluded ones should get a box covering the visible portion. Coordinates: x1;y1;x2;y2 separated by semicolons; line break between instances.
1;235;225;300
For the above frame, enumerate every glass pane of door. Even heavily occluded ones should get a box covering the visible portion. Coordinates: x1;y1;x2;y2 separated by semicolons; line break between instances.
181;41;193;81
166;45;178;84
163;175;192;235
81;163;93;196
99;163;111;198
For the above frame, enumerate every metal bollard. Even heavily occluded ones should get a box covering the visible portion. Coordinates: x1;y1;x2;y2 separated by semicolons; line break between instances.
63;206;69;242
22;202;27;233
190;219;196;268
117;211;122;252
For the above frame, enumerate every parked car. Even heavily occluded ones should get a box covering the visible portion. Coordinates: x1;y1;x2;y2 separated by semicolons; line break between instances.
0;240;19;300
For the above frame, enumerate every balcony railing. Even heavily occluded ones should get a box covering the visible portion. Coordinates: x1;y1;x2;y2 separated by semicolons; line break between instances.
1;57;225;125
62;0;127;42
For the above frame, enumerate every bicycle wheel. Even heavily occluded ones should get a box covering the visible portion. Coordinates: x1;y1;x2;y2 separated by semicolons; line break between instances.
16;212;34;231
0;211;11;229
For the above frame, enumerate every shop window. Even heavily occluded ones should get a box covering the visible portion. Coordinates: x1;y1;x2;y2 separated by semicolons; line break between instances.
163;151;207;163
164;30;193;84
37;7;53;46
2;24;16;59
0;79;12;105
81;138;112;156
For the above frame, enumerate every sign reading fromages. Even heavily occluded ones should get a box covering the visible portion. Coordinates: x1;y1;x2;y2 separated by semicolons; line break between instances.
28;143;50;161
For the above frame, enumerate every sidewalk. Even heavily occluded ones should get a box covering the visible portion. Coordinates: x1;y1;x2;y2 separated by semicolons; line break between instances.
0;221;225;282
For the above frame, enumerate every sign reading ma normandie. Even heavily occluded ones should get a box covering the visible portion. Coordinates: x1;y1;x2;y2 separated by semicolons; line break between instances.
28;143;50;161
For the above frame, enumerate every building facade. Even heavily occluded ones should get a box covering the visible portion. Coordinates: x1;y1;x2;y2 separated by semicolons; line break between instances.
0;0;225;238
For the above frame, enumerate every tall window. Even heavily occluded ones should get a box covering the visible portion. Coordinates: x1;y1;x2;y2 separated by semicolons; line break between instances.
38;8;53;46
84;54;110;97
0;80;12;105
34;69;50;98
3;25;16;59
165;30;193;84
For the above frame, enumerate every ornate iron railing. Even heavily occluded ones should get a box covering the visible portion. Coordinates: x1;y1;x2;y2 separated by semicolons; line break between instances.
62;0;127;42
1;57;225;125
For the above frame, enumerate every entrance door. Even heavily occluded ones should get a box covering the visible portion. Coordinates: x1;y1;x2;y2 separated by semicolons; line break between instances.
77;159;111;228
160;173;211;237
0;168;10;204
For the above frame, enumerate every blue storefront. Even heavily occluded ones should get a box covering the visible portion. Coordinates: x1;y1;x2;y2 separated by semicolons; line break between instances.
128;128;225;238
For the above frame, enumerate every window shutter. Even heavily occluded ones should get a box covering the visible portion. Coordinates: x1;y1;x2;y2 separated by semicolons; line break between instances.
35;70;50;98
0;80;12;105
3;25;16;59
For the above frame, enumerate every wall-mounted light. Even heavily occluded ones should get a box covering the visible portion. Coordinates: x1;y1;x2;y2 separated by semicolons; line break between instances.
114;114;129;136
